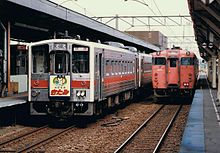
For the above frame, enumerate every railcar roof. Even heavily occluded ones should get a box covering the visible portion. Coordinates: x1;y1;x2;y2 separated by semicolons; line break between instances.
29;39;140;55
152;49;196;57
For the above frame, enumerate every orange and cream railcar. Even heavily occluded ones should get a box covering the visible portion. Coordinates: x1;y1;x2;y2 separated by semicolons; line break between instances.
28;39;152;118
152;49;198;98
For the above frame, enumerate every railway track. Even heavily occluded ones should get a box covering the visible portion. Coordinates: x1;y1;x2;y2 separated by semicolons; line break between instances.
0;124;75;152
114;105;182;153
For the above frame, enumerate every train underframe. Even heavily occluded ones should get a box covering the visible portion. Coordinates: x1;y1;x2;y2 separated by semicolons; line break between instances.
153;88;194;98
29;89;137;119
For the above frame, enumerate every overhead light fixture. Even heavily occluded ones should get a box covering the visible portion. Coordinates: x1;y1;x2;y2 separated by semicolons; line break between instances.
14;22;49;32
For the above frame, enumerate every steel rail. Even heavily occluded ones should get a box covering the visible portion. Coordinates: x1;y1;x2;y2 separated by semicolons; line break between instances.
17;125;75;153
0;125;48;146
153;105;182;153
114;105;164;153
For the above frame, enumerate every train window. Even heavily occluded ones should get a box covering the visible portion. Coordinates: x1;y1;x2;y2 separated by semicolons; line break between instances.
170;58;177;67
49;51;70;74
153;57;166;65
115;61;118;75
122;61;124;74
124;61;127;74
105;60;110;76
55;52;69;73
181;57;193;65
130;61;133;73
111;60;114;75
118;61;121;75
128;62;131;74
32;45;49;73
72;45;89;73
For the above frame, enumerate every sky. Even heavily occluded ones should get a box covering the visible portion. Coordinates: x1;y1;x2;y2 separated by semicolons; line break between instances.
50;0;198;53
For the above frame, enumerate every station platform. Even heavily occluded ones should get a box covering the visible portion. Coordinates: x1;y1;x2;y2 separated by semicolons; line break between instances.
0;92;27;109
180;74;220;153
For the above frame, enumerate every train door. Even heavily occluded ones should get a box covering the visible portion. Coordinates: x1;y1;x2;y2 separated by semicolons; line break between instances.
141;58;144;86
135;57;139;88
0;49;4;96
98;53;103;100
167;58;179;86
49;50;71;98
95;49;103;100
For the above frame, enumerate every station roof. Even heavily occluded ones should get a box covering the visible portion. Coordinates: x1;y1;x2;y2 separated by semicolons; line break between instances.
0;0;160;52
188;0;220;61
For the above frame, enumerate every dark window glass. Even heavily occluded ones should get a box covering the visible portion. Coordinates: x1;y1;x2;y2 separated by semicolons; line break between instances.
153;57;166;65
32;45;49;73
72;45;89;73
181;57;193;65
50;51;70;74
170;58;177;67
55;53;67;73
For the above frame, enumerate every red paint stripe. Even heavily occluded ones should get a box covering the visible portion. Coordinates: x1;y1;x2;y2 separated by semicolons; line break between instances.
104;74;135;84
71;80;90;88
31;80;90;89
142;72;152;77
31;80;48;88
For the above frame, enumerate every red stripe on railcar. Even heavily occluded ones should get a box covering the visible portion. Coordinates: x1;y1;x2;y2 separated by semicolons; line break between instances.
104;74;135;84
142;72;152;77
31;80;48;88
71;80;90;88
31;80;90;89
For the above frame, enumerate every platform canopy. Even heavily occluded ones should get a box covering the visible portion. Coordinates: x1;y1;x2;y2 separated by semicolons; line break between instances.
188;0;220;60
0;0;160;53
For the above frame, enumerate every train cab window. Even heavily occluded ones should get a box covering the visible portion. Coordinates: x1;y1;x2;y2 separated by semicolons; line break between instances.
55;52;69;73
170;58;177;67
50;51;70;74
181;57;193;65
32;45;49;73
72;45;89;73
153;57;166;65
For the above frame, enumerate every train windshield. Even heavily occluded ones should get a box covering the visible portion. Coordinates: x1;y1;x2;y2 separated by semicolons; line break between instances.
153;57;166;65
50;51;70;74
181;57;193;65
32;45;49;73
169;58;177;67
72;45;89;73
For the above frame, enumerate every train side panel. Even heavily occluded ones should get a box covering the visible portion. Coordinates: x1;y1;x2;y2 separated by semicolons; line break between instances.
152;52;167;94
28;39;148;118
179;52;199;95
139;53;152;88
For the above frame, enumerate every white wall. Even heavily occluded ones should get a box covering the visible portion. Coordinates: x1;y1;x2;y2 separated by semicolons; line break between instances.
10;75;27;93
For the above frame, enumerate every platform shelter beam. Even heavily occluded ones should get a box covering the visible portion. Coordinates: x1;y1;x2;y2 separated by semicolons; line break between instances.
212;55;217;88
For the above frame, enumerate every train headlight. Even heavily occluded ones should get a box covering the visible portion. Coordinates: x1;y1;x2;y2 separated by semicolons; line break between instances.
76;91;81;97
76;90;86;98
186;51;190;56
183;82;189;87
156;51;161;56
81;91;86;97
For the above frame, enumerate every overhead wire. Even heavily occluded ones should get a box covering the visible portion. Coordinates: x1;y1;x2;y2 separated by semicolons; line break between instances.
150;0;184;46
